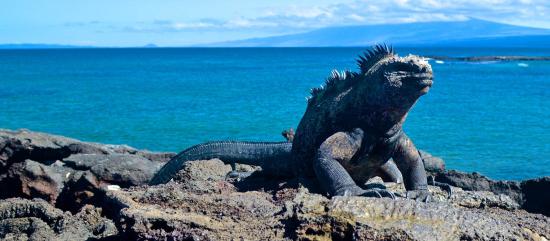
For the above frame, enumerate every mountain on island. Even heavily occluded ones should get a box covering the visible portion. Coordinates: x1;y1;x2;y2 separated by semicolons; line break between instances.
206;19;550;47
2;19;549;48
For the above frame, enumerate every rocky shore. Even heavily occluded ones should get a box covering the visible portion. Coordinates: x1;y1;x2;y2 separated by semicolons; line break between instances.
426;56;550;62
1;129;548;240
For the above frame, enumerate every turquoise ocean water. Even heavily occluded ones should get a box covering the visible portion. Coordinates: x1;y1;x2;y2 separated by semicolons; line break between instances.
0;47;548;180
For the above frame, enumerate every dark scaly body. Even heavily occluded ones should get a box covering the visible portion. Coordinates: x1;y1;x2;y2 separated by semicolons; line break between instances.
150;141;293;184
291;69;409;178
150;45;434;199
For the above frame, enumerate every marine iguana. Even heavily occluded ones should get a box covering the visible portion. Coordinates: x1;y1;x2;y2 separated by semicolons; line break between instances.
281;128;447;184
150;45;434;200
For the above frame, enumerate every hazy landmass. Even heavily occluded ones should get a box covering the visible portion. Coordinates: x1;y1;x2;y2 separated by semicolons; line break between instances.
427;55;550;62
205;19;550;47
2;19;549;49
0;43;91;49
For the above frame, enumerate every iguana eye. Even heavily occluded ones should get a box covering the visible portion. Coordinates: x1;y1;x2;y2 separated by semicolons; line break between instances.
392;62;413;71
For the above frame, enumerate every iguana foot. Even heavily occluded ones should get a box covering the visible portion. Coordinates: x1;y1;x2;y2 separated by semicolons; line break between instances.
361;188;396;199
335;184;396;199
406;189;431;202
364;182;387;190
225;170;254;181
428;176;452;197
334;184;364;196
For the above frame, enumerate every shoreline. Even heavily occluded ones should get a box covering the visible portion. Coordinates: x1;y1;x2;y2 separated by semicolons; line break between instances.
427;55;550;62
1;128;549;240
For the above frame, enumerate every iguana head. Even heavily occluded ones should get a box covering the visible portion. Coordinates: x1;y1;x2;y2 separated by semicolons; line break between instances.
358;45;433;107
307;44;433;123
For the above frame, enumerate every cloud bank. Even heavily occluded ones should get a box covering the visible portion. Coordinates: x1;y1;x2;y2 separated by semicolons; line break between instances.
112;0;548;33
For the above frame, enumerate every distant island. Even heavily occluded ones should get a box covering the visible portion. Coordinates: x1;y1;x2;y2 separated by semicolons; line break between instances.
0;43;89;49
2;19;550;49
427;56;550;62
204;19;550;47
0;43;163;49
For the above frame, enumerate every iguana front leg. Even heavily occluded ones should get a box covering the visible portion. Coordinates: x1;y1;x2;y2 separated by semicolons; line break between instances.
314;128;394;198
377;160;403;183
392;133;430;201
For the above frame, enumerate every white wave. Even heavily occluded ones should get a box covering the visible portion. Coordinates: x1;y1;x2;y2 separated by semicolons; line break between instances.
517;63;528;67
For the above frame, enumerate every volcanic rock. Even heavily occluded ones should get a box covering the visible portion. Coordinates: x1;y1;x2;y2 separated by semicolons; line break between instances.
434;170;550;215
0;198;117;240
101;159;549;241
0;129;172;211
63;153;163;187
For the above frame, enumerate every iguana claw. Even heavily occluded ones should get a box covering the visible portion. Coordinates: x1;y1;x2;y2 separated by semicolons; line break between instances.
335;184;394;199
428;176;453;197
225;170;254;181
361;188;396;199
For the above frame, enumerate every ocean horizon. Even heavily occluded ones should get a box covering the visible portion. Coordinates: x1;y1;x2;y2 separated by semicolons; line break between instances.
1;47;549;180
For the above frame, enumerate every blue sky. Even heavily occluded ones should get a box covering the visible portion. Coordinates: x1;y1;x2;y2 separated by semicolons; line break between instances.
0;0;548;46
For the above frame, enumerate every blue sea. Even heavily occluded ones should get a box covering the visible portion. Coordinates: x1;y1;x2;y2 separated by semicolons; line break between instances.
0;47;548;180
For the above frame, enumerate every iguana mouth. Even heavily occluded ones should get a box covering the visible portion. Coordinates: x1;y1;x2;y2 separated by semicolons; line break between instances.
411;72;432;79
418;77;433;87
413;73;433;94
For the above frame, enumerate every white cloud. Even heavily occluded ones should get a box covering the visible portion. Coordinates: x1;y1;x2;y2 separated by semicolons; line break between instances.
347;14;366;22
112;0;549;33
172;22;216;30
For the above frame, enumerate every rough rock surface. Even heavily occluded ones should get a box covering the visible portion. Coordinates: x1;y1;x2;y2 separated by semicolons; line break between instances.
0;129;174;210
0;198;117;240
0;129;175;169
419;150;445;173
1;129;549;240
369;177;521;211
434;170;550;216
3;160;70;203
63;154;163;187
102;159;549;241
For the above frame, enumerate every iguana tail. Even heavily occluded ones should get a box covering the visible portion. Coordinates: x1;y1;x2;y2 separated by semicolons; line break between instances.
149;141;293;185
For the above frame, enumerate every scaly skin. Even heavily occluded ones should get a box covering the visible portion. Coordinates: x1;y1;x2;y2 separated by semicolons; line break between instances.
150;45;434;200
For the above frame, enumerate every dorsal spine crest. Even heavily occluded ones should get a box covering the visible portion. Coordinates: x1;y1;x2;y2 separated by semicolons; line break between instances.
357;44;394;74
307;44;392;105
308;69;351;105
